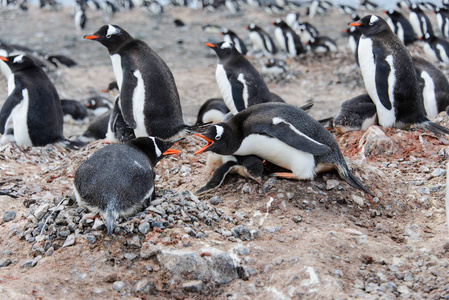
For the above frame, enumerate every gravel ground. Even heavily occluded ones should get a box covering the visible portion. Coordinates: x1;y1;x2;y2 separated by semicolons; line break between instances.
0;4;449;299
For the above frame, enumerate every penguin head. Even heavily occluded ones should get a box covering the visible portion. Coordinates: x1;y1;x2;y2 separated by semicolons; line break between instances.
272;18;287;27
84;25;132;53
246;23;258;31
194;124;237;155
349;15;390;36
0;55;36;72
126;137;182;166
205;42;241;62
241;156;263;184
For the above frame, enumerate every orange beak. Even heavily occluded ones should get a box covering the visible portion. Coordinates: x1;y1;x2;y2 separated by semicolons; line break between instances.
349;22;362;27
205;42;216;48
194;133;214;154
84;34;99;40
102;89;109;93
163;148;181;155
86;103;92;108
0;56;8;61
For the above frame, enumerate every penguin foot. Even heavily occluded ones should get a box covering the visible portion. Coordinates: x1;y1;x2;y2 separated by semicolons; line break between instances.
273;172;299;179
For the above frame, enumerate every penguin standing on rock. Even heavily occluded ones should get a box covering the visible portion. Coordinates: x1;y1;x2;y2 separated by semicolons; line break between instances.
205;41;282;115
0;55;66;147
350;15;449;134
272;19;307;57
84;25;195;140
74;137;182;235
194;102;374;196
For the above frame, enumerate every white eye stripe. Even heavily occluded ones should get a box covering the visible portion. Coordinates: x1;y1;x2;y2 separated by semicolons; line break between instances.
106;24;119;37
369;15;379;25
13;55;24;63
215;125;224;140
221;42;232;49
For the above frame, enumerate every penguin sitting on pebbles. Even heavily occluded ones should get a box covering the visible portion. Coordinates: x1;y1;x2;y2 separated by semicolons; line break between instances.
350;15;449;135
84;25;197;140
333;94;378;133
73;137;182;235
196;98;229;125
194;102;374;196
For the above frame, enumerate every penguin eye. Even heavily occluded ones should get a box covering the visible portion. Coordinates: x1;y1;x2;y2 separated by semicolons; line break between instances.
106;34;112;38
216;134;221;140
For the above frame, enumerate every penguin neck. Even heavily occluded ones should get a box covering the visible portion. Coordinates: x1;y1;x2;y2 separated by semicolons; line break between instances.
127;138;160;167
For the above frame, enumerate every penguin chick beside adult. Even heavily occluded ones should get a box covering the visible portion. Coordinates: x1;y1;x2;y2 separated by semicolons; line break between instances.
333;94;378;133
205;41;282;115
350;15;449;135
0;55;66;147
73;137;182;235
194;102;374;196
84;25;194;140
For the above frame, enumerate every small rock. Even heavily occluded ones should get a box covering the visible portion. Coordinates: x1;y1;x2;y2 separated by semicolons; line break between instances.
46;247;54;257
113;281;125;291
403;273;413;282
241;184;252;194
92;218;105;231
105;274;118;283
181;280;203;293
263;178;275;191
235;246;250;256
128;235;141;248
292;215;302;223
152;222;165;230
262;226;280;233
3;211;16;222
34;203;50;220
138;222;150;235
59;230;71;237
134;280;156;295
84;233;97;244
397;285;410;295
21;259;34;268
124;253;137;261
431;168;446;177
184;227;196;237
352;195;365;206
418;187;430;195
0;258;12;267
326;179;340;190
333;269;343;277
32;255;42;267
62;234;76;248
140;242;160;259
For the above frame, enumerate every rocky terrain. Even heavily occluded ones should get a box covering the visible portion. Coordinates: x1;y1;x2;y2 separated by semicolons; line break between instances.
0;4;449;299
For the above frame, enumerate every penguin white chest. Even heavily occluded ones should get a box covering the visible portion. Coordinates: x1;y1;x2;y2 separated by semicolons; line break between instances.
131;70;147;137
423;43;439;62
358;37;396;127
11;89;32;146
436;44;449;63
110;54;123;90
234;134;316;180
249;32;265;53
409;13;422;37
215;64;238;115
274;28;286;51
420;70;438;119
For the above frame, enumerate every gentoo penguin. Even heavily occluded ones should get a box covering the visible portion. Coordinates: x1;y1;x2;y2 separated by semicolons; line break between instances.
359;0;378;11
343;25;361;65
196;155;263;194
338;5;356;15
106;96;136;142
194;102;374;196
73;136;182;235
296;22;319;44
0;55;66;147
261;58;288;76
196;98;229;125
413;56;449;118
384;9;417;45
333;94;378;133
85;95;113;116
205;41;282;115
81;111;111;142
435;7;449;39
84;25;193;140
421;32;449;65
409;3;434;39
246;23;278;56
350;15;449;134
221;28;247;55
45;55;78;68
74;6;87;31
61;99;88;122
306;36;338;53
272;19;307;57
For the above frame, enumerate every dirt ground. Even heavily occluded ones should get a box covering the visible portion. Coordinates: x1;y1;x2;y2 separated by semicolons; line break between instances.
0;4;449;299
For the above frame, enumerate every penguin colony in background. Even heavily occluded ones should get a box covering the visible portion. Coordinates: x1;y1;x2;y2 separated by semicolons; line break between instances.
3;1;449;236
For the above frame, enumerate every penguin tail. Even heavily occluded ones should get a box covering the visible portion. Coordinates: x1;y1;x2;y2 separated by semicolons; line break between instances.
417;120;449;135
105;206;118;236
336;164;375;197
186;122;212;134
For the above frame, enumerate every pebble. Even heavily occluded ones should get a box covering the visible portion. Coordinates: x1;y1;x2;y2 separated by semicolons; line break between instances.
292;215;302;223
63;234;76;247
181;280;203;293
138;222;150;235
134;280;156;295
84;233;97;244
34;203;50;220
184;227;196;237
209;196;222;205
352;195;365;206
92;219;105;231
235;246;250;256
140;242;160;259
128;235;141;248
21;259;34;268
113;281;125;291
418;187;430;195
0;258;12;267
124;253;137;260
431;168;446;177
242;184;252;194
326;179;340;190
3;211;16;222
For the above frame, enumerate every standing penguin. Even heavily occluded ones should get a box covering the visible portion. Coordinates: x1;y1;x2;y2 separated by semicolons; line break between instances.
421;32;449;65
246;23;278;56
272;19;307;57
409;3;434;39
350;15;449;134
73;137;182;235
435;7;449;39
221;28;247;55
194;102;374;196
84;25;192;140
384;9;417;45
0;55;66;147
205;41;281;115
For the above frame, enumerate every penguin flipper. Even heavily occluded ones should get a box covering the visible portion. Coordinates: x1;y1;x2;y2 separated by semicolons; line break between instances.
255;121;331;155
0;88;23;134
229;75;246;112
196;160;238;194
119;67;138;129
374;48;393;110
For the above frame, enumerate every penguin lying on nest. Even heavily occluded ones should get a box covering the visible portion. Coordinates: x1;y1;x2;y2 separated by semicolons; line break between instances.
194;102;374;196
73;137;182;235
